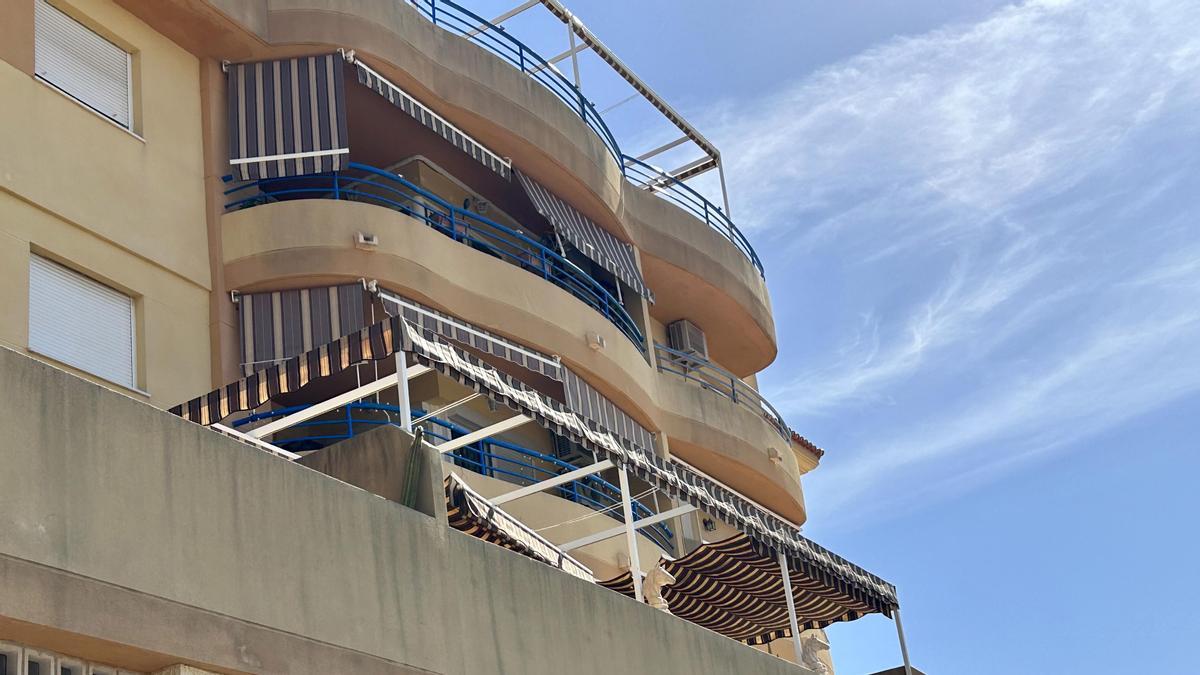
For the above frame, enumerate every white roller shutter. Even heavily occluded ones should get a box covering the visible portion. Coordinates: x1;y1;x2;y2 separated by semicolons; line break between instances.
29;255;136;390
34;0;132;129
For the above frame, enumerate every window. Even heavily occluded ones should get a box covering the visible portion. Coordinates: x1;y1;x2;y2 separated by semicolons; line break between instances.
34;0;133;129
29;255;137;390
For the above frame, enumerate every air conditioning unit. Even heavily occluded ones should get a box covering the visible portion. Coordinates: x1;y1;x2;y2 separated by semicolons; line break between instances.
667;319;708;361
551;433;589;465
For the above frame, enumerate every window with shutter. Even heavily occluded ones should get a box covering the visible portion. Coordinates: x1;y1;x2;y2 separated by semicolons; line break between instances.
28;255;137;390
34;0;133;129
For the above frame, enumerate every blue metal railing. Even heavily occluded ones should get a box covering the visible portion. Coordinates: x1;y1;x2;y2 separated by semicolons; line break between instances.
407;0;623;169
224;162;645;352
624;156;764;277
404;0;766;277
655;342;790;442
233;401;673;550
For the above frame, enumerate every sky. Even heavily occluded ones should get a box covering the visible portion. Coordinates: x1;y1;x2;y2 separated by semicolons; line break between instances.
480;0;1200;672
459;0;1200;671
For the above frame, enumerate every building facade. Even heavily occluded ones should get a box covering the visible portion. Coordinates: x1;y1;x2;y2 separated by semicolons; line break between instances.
0;1;905;674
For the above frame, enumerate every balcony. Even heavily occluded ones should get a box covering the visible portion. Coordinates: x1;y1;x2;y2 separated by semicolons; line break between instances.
224;162;645;352
654;342;792;443
232;401;674;552
408;0;765;278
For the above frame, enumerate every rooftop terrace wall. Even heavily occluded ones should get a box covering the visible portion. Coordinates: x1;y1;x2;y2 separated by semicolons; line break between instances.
0;347;812;675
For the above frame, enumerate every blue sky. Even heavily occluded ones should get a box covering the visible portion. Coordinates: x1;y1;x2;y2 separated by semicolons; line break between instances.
469;0;1200;671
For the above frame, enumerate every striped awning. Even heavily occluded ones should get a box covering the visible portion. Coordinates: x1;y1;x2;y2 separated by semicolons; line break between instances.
447;474;593;582
237;284;368;376
352;58;511;179
563;369;656;456
600;534;879;644
515;170;653;302
377;288;562;381
227;53;349;180
169;315;895;616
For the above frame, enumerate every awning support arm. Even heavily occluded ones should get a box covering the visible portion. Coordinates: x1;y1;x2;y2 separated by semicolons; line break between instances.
433;414;534;454
491;459;615;506
618;465;644;602
895;607;914;675
467;0;538;37
246;365;432;439
777;549;805;663
559;504;697;552
412;393;483;427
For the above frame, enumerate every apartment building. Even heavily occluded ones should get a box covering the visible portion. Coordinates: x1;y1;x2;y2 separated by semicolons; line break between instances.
0;1;911;673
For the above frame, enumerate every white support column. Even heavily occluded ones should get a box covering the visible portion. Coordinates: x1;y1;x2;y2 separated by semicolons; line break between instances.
894;608;914;675
567;24;582;88
491;459;614;505
777;549;804;662
717;158;733;217
618;465;644;602
396;352;412;432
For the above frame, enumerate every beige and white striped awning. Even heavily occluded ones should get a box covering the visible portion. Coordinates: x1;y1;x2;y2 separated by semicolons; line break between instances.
447;474;593;582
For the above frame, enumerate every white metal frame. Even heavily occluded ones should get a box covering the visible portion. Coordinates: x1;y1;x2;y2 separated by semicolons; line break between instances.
433;414;534;454
618;465;644;602
229;147;350;166
490;459;614;505
244;364;431;439
211;423;301;461
559;503;695;552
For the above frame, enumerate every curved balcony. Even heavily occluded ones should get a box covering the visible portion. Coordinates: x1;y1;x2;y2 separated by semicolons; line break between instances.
405;0;764;279
231;402;674;551
224;162;645;352
409;0;623;169
655;343;790;442
624;156;764;277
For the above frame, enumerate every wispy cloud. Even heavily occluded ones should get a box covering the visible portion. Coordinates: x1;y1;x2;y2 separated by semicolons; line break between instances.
702;0;1200;527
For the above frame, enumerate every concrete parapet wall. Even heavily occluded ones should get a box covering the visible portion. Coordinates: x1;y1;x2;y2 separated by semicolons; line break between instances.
0;348;808;675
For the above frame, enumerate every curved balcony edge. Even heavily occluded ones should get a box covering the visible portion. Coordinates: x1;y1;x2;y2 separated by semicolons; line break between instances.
654;369;807;525
221;199;805;518
116;0;778;370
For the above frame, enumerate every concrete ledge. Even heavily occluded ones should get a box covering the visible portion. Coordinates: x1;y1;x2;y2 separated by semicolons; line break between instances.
0;347;811;674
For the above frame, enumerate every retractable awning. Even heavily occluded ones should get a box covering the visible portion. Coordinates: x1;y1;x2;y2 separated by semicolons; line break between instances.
447;474;593;582
236;283;368;376
377;288;562;381
515;169;654;302
169;314;895;620
351;57;511;179
600;534;878;644
227;53;349;180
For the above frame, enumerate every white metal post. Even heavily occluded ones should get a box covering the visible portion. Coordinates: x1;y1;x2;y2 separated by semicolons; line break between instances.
618;465;644;602
894;608;914;675
717;158;733;217
396;352;412;432
777;549;804;662
567;24;582;88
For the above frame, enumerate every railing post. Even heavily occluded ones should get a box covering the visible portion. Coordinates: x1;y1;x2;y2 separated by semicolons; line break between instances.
333;172;340;201
431;0;437;24
730;376;738;404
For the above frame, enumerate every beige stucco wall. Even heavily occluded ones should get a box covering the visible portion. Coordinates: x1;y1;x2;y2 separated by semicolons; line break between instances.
0;0;211;405
221;199;807;518
0;347;814;675
112;0;778;374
